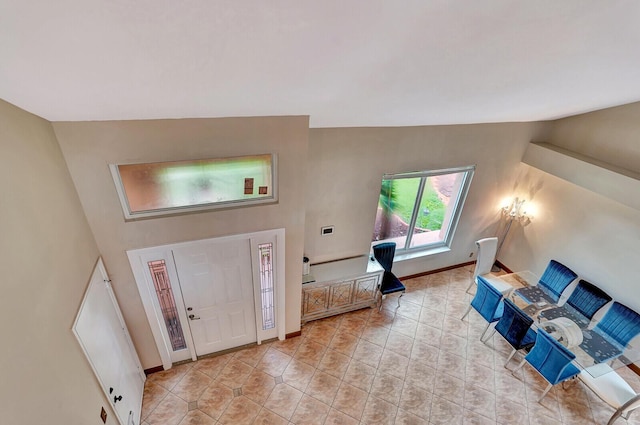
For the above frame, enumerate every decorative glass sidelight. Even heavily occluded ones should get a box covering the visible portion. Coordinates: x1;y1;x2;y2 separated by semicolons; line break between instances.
147;260;187;351
258;243;276;330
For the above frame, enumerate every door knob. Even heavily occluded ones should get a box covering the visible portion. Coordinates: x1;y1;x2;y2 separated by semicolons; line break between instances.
188;314;200;320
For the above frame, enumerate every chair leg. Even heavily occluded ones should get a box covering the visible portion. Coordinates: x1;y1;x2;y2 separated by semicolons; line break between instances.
608;411;624;425
396;292;404;308
480;322;497;343
504;348;517;368
378;294;385;311
538;383;552;402
465;279;475;294
461;305;472;321
482;327;497;343
512;358;526;377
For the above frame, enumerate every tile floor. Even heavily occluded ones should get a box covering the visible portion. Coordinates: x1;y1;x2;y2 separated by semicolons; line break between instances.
141;266;640;425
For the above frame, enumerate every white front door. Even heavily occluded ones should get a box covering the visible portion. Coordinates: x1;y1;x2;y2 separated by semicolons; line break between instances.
173;238;257;356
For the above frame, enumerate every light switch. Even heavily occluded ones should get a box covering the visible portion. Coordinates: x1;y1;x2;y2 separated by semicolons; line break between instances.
321;226;334;236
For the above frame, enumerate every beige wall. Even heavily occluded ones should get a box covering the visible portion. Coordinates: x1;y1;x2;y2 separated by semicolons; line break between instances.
500;101;640;311
305;122;550;277
53;116;309;368
5;89;639;421
0;101;113;423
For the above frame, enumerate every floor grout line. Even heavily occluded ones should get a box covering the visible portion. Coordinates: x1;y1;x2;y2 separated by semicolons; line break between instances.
140;266;640;425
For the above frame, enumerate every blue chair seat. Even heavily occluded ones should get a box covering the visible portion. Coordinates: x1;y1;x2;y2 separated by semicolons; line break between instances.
380;271;405;295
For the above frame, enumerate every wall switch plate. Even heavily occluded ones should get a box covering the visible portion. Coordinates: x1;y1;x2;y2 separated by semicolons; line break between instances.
321;226;334;236
100;407;107;423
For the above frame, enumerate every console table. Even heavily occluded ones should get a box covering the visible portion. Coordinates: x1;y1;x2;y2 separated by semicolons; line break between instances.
301;255;384;323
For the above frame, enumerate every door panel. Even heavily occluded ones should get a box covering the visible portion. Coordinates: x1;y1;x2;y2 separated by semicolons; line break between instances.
329;281;354;308
73;259;145;425
173;239;257;356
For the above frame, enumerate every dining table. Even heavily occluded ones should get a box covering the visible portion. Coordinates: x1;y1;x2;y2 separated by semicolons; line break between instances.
490;271;640;378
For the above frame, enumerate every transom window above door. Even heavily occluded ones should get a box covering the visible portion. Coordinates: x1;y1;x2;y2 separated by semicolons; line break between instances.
110;154;277;219
372;165;475;254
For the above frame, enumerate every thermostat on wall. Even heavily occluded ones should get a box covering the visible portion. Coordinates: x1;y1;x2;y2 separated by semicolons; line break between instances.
321;226;334;236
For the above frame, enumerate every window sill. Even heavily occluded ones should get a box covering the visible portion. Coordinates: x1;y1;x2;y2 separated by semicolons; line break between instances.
394;245;451;263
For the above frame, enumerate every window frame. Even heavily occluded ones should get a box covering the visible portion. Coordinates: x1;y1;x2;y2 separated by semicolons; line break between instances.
109;154;278;220
374;165;475;253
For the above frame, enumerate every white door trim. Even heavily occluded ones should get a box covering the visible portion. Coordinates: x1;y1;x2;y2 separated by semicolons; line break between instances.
250;231;286;344
128;248;196;367
127;228;286;370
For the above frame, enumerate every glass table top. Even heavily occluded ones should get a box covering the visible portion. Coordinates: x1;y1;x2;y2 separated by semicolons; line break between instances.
492;271;640;378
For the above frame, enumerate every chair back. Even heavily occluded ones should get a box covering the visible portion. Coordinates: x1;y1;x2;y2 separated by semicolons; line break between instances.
525;329;577;385
595;302;640;347
566;279;612;320
495;298;534;348
472;276;504;322
373;242;396;273
473;237;498;279
538;260;577;303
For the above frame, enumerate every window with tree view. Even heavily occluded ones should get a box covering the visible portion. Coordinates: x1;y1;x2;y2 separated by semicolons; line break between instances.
372;166;475;251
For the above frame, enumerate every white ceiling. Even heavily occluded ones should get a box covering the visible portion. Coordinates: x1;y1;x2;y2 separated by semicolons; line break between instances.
1;1;640;127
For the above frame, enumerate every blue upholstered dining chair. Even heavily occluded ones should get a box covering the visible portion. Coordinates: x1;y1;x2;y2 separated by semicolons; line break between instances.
513;329;580;402
594;302;640;349
517;259;577;305
540;279;611;327
461;275;504;342
372;242;406;310
578;302;640;364
494;298;537;367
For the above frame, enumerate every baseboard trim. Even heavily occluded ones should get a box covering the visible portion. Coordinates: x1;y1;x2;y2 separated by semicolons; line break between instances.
628;363;640;377
494;260;513;274
286;330;302;338
144;365;164;375
399;261;475;280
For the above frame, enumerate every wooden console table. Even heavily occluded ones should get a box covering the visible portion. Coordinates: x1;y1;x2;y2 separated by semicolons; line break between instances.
301;255;384;324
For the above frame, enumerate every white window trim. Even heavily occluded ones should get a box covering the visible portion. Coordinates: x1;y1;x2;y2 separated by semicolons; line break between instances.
374;165;475;254
110;154;278;220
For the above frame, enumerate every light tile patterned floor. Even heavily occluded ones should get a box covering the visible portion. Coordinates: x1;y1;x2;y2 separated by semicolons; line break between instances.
141;266;640;425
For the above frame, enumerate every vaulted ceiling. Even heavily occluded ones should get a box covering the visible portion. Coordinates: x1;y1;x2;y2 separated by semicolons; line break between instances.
2;1;639;127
